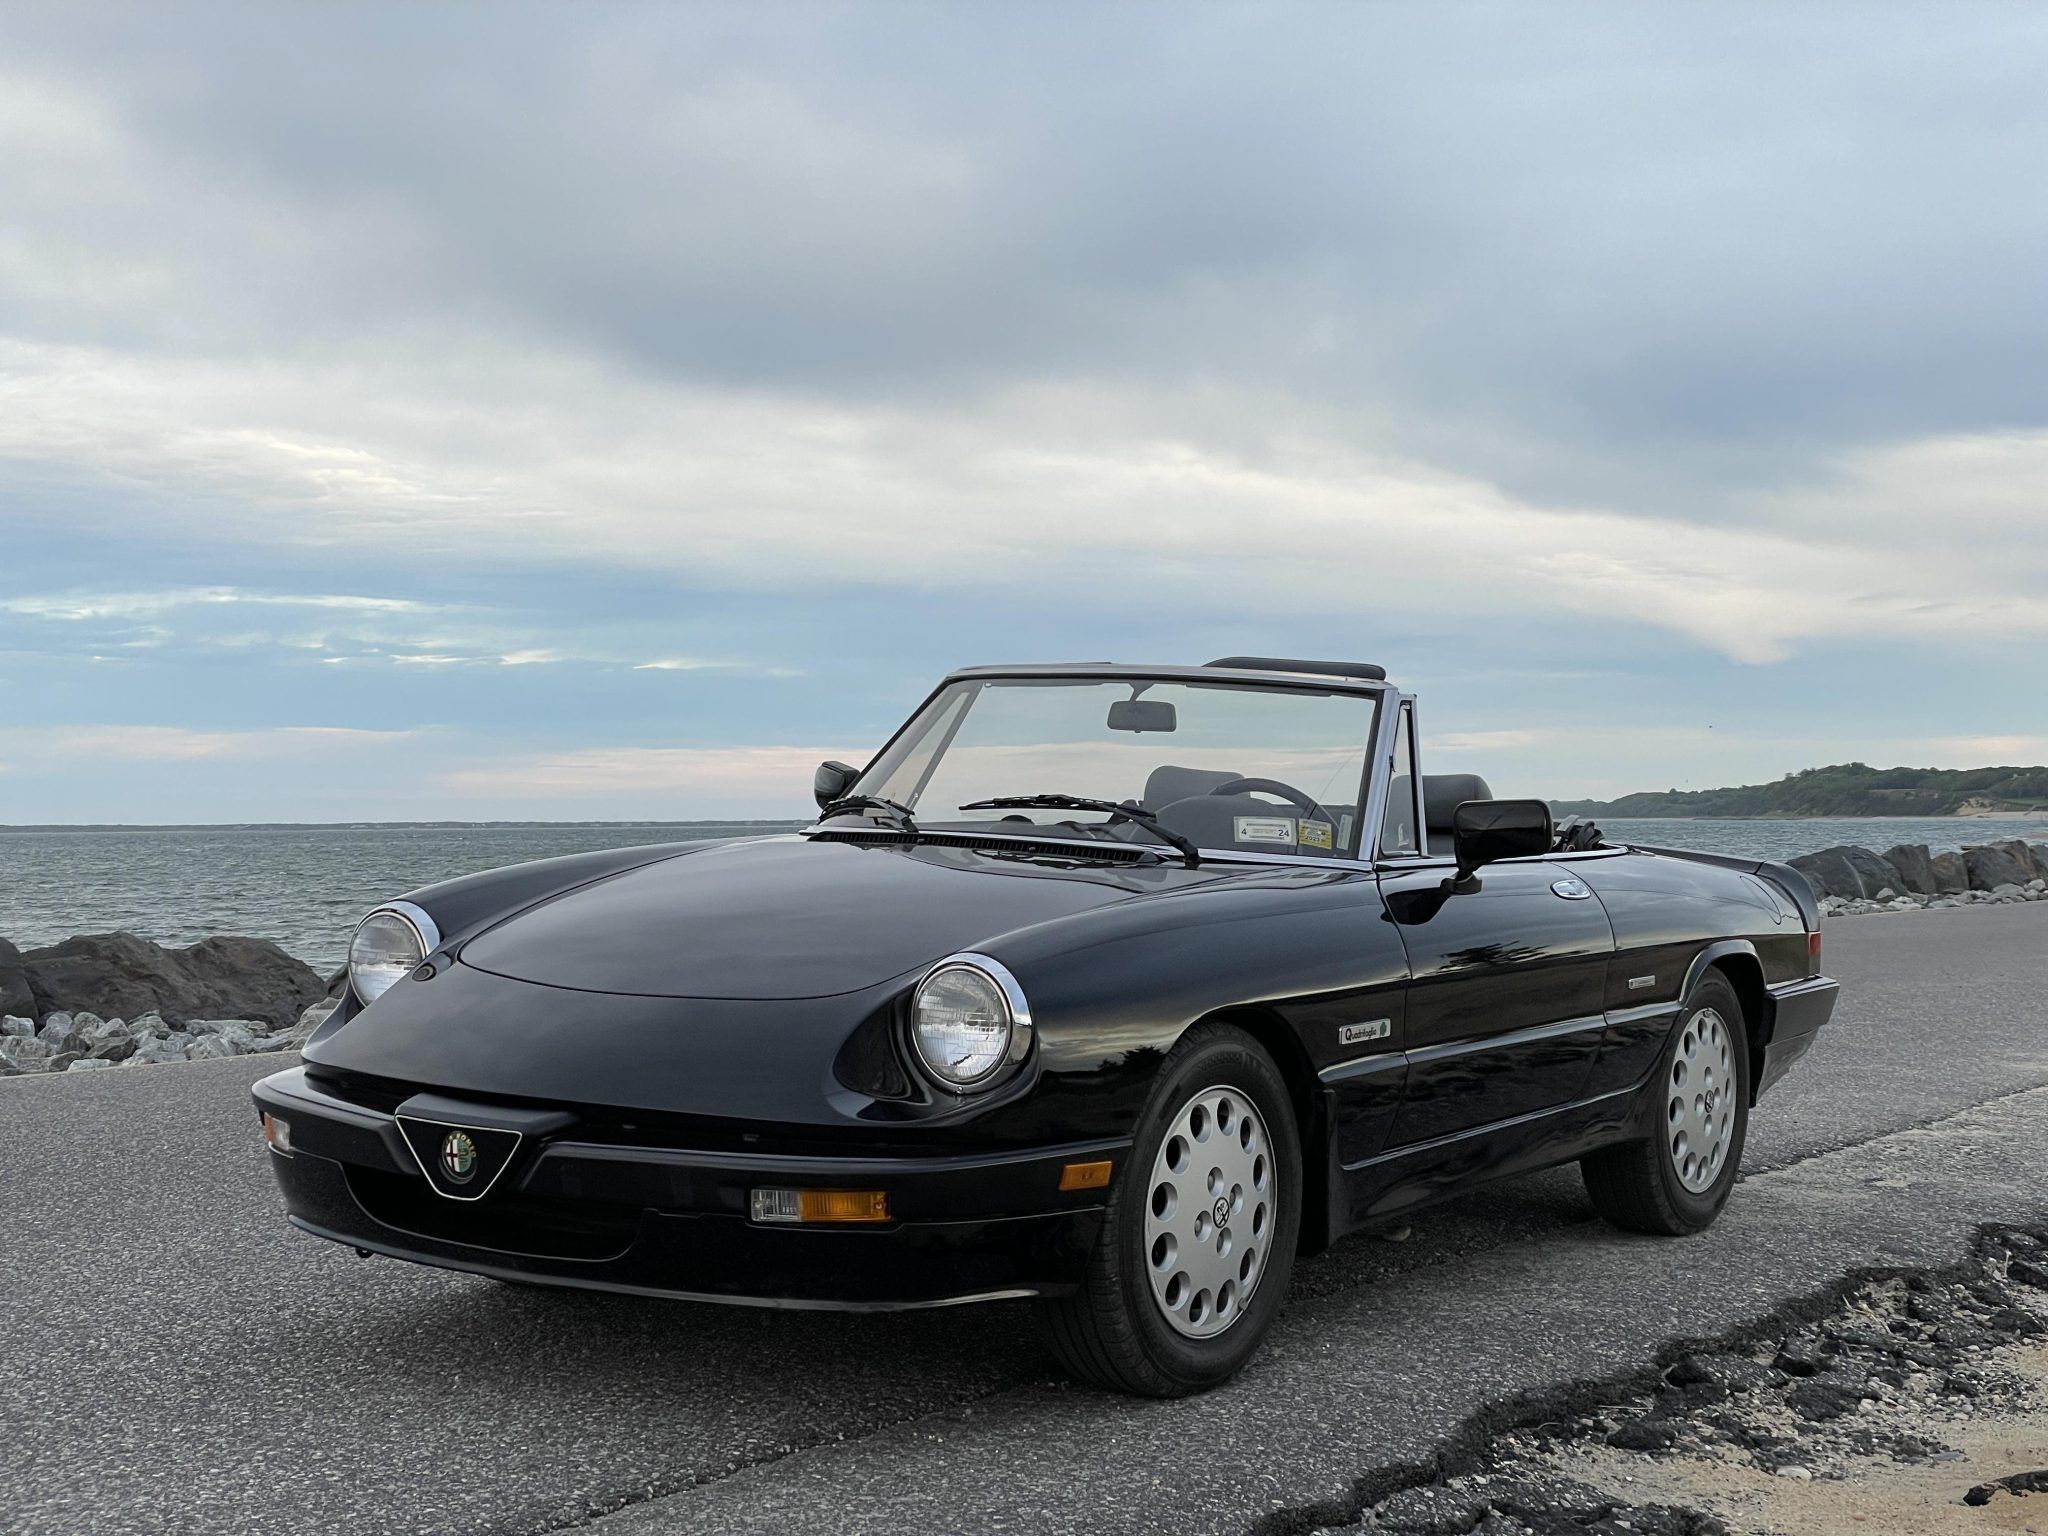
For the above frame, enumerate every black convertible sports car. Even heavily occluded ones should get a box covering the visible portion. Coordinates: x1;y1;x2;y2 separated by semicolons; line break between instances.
254;657;1837;1394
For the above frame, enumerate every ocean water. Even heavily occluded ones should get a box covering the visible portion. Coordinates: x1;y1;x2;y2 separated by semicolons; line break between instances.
2;815;2042;972
0;823;798;973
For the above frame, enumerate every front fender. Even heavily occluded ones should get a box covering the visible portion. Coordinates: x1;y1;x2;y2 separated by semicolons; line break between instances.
976;866;1405;1085
312;840;736;1052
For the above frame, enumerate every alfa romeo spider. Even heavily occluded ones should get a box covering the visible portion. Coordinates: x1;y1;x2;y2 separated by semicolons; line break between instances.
253;657;1837;1394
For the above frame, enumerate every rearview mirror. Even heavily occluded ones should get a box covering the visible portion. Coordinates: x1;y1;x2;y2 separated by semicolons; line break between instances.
1106;699;1177;733
1450;799;1553;882
814;760;861;810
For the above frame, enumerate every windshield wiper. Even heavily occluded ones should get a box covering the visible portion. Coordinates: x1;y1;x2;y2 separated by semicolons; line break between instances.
818;794;919;833
958;794;1199;868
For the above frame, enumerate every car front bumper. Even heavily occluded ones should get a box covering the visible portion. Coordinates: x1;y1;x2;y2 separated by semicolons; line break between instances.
252;1066;1122;1309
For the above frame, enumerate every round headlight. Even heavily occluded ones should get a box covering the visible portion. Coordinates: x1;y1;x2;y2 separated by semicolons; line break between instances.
349;907;429;1005
910;957;1030;1090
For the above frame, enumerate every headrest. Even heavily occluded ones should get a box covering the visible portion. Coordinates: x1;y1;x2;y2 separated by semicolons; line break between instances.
1145;764;1244;808
1423;773;1494;835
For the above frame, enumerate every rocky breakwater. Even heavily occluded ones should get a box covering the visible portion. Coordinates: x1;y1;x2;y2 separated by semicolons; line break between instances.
0;931;338;1076
1789;836;2048;918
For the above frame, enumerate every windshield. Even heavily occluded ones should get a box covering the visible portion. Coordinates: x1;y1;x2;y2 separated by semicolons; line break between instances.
844;677;1379;857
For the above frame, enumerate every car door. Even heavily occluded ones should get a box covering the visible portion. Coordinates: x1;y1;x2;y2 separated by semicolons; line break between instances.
1376;858;1616;1149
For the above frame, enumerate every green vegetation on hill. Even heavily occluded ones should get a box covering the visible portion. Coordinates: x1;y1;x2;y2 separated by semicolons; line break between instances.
1551;763;2048;819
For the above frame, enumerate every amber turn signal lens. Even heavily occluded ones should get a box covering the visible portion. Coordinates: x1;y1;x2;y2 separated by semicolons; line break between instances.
1058;1159;1113;1192
261;1111;292;1155
750;1187;889;1224
800;1189;889;1223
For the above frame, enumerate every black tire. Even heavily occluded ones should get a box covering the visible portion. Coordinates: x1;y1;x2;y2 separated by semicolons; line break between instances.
1582;971;1751;1235
1038;1023;1302;1396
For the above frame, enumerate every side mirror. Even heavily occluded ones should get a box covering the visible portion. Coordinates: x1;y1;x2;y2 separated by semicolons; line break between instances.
813;760;861;811
1450;799;1553;883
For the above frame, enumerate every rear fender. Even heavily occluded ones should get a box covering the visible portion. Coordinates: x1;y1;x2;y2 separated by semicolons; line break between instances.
1678;940;1768;1104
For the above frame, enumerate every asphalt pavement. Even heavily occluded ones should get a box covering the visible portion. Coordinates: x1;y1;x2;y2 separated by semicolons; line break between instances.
5;902;2047;1536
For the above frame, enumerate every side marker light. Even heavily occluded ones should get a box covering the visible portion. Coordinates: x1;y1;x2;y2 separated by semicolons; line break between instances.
1059;1159;1113;1192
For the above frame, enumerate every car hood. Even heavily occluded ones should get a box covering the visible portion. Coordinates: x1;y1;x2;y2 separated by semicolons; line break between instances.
456;833;1227;1000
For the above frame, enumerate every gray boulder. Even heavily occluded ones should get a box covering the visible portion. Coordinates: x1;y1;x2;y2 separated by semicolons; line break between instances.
1790;845;1899;900
1881;844;1939;896
188;1019;268;1054
187;1017;262;1038
1964;845;2032;892
1789;848;1851;899
184;1035;241;1061
66;1056;117;1072
87;1032;137;1064
130;1032;193;1065
37;1012;83;1052
76;1015;134;1061
19;932;323;1030
1929;850;1971;893
1;1015;34;1037
0;1035;58;1074
0;938;34;1020
1985;839;2047;881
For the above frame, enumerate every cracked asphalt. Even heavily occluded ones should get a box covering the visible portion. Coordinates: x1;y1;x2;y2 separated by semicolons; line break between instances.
4;902;2047;1536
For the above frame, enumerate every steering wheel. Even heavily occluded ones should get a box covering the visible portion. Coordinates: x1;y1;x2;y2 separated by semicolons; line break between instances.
1207;777;1336;828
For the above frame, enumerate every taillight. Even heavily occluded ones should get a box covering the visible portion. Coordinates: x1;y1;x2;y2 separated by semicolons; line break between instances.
1808;928;1822;974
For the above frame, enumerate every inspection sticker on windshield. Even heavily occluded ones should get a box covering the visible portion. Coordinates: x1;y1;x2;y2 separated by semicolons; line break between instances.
1297;819;1333;850
1234;816;1296;845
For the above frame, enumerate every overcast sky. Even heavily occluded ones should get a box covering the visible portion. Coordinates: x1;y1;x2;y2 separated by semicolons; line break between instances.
3;3;2045;822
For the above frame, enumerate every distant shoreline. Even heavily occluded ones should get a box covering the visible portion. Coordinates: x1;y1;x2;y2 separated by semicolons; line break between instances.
1576;809;2048;823
1551;762;2048;821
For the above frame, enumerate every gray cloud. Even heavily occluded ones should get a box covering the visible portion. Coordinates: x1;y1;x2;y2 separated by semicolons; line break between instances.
4;2;2046;671
11;8;2046;465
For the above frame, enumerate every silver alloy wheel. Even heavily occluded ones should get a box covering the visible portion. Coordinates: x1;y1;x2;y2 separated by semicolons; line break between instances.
1667;1006;1736;1192
1142;1083;1275;1339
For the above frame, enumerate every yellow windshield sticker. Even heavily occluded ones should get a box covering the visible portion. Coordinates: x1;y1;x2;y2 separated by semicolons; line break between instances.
1298;819;1333;850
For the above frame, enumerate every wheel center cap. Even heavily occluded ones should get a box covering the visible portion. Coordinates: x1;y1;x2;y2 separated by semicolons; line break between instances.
1212;1195;1230;1227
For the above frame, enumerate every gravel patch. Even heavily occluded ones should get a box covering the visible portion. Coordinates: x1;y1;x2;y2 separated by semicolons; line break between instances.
1289;1224;2048;1534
